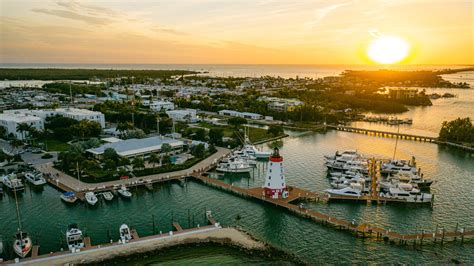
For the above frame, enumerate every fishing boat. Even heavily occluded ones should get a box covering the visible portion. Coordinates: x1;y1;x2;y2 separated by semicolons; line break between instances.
102;191;114;201
216;157;253;173
84;192;98;206
60;192;78;204
1;173;25;192
66;224;85;251
24;171;46;186
119;224;132;243
117;186;132;198
12;187;31;258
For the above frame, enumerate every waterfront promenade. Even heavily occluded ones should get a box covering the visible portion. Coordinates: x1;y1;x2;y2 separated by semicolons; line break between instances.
38;147;231;197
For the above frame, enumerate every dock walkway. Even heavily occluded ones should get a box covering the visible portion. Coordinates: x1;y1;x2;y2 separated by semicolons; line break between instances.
191;174;473;246
39;147;231;200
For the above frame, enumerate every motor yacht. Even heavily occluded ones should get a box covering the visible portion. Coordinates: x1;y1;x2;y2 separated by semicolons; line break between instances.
119;224;132;244
325;182;365;197
66;224;85;251
216;157;253;173
24;171;46;186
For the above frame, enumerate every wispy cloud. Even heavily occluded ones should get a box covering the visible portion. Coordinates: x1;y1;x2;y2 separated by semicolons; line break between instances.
152;27;188;36
31;8;113;25
305;2;351;29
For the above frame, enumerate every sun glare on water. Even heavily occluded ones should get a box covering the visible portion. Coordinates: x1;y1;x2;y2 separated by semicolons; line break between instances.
367;36;410;64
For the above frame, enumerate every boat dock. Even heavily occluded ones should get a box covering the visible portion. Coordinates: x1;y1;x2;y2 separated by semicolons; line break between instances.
4;214;224;265
37;147;231;201
190;173;473;246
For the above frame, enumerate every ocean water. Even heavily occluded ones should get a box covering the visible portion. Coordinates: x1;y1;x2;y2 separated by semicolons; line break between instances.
0;63;471;79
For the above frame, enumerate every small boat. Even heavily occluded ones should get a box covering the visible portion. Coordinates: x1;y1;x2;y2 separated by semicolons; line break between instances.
85;192;98;206
60;192;78;204
1;173;25;192
119;224;132;243
117;186;132;198
102;191;114;201
380;186;433;203
13;231;32;258
66;224;85;251
24;171;46;186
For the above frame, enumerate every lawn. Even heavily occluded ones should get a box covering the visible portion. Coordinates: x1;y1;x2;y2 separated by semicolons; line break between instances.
41;139;70;152
196;122;285;143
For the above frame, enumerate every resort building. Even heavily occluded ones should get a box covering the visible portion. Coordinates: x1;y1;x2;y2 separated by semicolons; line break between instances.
218;109;263;120
166;109;199;122
0;110;44;140
150;100;175;112
86;136;184;159
258;96;304;112
387;88;418;99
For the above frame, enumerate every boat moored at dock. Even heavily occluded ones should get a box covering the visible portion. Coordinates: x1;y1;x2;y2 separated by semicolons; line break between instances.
2;173;25;192
60;192;78;204
117;186;132;198
85;192;98;206
24;171;46;186
66;224;85;251
119;224;132;244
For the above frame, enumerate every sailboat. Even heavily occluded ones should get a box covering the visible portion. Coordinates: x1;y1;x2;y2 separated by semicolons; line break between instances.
12;188;32;258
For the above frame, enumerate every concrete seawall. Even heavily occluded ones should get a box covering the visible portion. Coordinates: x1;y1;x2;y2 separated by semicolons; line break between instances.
7;227;266;266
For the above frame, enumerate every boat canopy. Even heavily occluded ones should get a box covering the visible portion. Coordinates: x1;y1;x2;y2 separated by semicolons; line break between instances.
63;192;75;197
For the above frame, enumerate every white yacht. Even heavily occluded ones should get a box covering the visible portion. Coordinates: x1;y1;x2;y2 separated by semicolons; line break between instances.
60;192;78;204
381;160;417;175
2;173;25;192
325;183;365;197
216;158;253;173
117;186;132;198
380;186;432;203
84;192;98;206
66;224;85;251
24;171;46;186
325;150;360;161
119;224;132;243
241;144;271;159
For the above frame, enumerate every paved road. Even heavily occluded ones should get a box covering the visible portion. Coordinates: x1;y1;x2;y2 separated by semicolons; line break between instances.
38;147;231;192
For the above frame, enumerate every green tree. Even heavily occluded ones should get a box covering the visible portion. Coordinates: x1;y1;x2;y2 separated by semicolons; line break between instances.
132;157;145;171
209;128;224;145
161;155;171;165
148;153;160;168
161;143;172;155
103;148;119;162
16;122;32;141
103;159;117;172
267;125;284;137
190;143;206;158
439;117;474;143
228;117;247;127
193;128;207;141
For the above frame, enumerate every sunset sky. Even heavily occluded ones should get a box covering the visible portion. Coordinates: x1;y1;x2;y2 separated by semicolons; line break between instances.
1;0;472;65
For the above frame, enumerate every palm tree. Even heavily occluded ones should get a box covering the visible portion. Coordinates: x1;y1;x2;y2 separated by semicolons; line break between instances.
132;157;145;171
16;123;32;142
148;153;159;168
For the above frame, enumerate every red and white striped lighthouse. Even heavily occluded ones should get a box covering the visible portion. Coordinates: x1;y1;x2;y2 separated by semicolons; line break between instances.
263;148;289;199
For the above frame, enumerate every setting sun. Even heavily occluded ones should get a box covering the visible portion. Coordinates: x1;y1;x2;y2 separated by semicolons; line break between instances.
367;36;410;64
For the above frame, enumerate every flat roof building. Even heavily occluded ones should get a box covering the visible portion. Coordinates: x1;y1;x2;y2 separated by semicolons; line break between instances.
0;110;44;140
166;109;199;122
87;136;184;159
218;109;263;120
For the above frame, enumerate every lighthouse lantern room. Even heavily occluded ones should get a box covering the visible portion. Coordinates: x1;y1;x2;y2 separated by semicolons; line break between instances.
263;147;289;199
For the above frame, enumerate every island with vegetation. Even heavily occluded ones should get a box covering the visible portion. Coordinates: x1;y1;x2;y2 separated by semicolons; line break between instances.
439;117;474;146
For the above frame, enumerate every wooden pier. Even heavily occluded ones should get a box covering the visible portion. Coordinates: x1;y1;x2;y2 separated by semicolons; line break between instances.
190;174;473;246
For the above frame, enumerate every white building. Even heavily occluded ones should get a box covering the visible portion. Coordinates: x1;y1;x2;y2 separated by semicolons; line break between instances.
55;108;105;128
0;110;44;140
218;110;263;120
166;109;199;122
87;136;184;159
150;100;174;112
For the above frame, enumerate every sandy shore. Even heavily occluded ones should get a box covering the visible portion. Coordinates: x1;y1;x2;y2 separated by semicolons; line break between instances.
14;227;266;266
